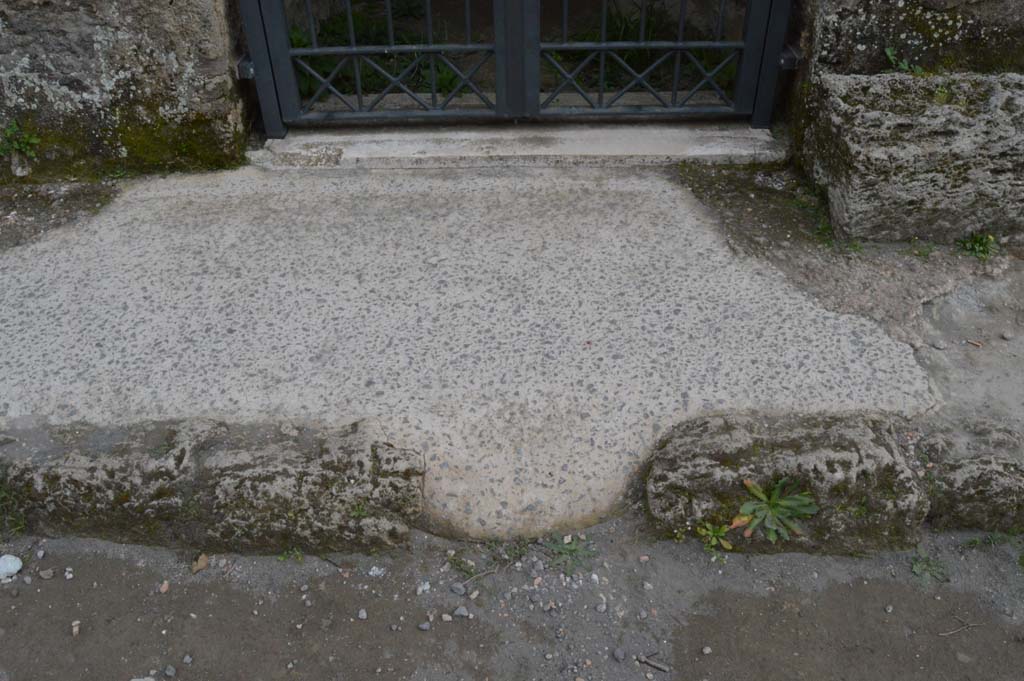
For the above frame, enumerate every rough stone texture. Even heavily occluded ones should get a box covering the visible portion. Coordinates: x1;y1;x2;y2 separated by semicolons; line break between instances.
808;72;1024;242
0;419;424;551
910;418;1024;532
0;0;246;180
648;412;1024;552
646;412;930;553
789;0;1024;242
804;0;1024;74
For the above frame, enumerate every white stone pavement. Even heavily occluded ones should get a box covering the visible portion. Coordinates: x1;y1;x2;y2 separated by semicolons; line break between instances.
0;127;933;537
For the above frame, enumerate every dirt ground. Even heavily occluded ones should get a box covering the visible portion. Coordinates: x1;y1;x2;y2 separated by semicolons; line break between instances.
3;517;1024;681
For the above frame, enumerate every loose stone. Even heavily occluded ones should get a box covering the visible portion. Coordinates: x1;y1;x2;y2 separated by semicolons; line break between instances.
702;646;712;655
0;555;22;580
418;622;431;631
453;606;469;618
450;582;466;596
613;648;626;663
357;609;367;620
164;665;176;677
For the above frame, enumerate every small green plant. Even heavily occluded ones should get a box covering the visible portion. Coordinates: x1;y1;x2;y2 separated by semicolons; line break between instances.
486;538;530;564
449;551;479;579
0;477;27;538
910;548;947;583
885;47;926;76
541;535;596;572
695;521;733;552
731;479;819;544
1018;554;1024;573
960;532;1016;551
277;547;304;562
0;121;41;160
908;238;936;259
957;232;998;261
933;86;952;105
349;502;369;519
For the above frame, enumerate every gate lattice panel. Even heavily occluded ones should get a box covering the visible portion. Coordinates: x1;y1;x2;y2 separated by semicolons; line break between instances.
240;0;792;136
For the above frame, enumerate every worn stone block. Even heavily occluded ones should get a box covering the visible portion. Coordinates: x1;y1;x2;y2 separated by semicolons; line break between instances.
0;0;245;179
0;419;424;551
804;72;1024;242
646;412;930;553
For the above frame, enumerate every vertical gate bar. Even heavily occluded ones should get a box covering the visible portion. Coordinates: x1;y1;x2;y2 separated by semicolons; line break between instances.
465;0;472;43
426;0;437;107
260;0;303;123
384;0;395;45
304;0;319;46
562;0;569;43
639;0;647;41
716;0;726;40
732;0;772;115
671;0;687;106
344;0;364;110
523;0;541;116
752;0;792;127
598;0;607;108
493;0;510;115
239;0;286;137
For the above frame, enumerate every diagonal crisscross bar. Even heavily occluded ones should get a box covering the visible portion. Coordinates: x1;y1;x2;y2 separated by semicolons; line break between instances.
605;50;674;107
541;51;598;109
677;49;738;107
362;54;432;111
437;53;495;110
295;56;355;113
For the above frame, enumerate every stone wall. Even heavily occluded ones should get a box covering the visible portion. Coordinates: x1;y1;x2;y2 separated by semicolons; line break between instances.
0;0;246;180
790;0;1024;242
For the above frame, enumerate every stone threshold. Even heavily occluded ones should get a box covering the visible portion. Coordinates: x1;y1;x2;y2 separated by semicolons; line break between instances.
247;123;788;170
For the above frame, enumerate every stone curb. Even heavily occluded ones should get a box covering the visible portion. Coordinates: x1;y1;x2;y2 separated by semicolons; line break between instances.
646;412;1024;553
0;418;424;552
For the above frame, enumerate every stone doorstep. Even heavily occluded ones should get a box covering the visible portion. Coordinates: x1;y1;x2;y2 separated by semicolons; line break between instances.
646;412;1024;554
3;412;1022;553
248;123;789;170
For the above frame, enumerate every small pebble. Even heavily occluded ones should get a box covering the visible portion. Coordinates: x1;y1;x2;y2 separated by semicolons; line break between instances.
357;609;367;620
1002;331;1014;341
638;608;648;620
300;584;309;593
469;590;479;600
164;665;176;678
39;568;55;580
613;648;626;663
418;622;431;631
453;606;469;618
159;580;170;594
643;581;654;591
450;582;466;596
595;602;607;614
702;646;712;655
885;605;894;614
441;613;453;622
71;620;81;637
36;550;45;560
182;655;193;665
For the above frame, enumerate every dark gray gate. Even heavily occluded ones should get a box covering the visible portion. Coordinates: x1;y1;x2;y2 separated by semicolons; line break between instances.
240;0;792;137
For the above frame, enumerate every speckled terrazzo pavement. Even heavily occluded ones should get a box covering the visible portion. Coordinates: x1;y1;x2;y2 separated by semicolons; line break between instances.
0;165;934;538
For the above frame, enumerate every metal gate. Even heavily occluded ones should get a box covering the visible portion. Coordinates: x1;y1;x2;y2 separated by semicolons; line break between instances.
240;0;792;137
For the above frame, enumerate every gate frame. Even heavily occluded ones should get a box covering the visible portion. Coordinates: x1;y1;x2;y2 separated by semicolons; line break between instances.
239;0;793;137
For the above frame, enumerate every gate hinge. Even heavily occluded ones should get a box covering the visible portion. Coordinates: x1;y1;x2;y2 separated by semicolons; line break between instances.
237;55;256;81
779;45;803;71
